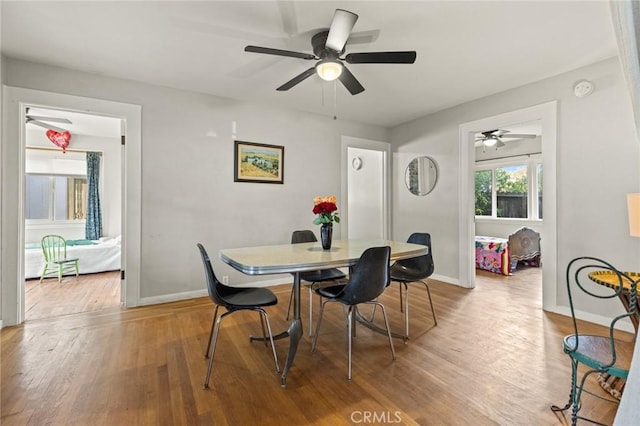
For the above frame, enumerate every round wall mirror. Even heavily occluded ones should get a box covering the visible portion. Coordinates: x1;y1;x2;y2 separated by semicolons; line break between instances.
405;156;438;196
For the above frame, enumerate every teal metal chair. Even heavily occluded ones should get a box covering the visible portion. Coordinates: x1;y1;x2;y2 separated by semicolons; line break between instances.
551;257;638;425
40;235;79;283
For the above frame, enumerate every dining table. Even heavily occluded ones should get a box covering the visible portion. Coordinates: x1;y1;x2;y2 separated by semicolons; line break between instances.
220;238;428;387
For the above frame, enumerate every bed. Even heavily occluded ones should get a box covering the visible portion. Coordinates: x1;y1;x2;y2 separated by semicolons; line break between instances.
475;236;511;276
25;236;121;279
508;227;541;270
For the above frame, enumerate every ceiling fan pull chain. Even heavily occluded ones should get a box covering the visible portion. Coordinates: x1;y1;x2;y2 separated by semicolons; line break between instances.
333;80;338;120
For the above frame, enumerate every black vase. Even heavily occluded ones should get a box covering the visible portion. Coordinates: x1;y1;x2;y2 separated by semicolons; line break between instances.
320;223;333;250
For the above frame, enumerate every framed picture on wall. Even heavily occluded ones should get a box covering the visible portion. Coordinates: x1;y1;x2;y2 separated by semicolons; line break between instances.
234;140;284;184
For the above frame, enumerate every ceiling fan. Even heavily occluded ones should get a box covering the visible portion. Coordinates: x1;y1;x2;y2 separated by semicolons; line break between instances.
25;108;72;133
244;9;416;95
474;129;537;149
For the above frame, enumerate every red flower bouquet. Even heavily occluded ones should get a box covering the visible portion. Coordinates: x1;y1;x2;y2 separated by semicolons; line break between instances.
312;195;340;225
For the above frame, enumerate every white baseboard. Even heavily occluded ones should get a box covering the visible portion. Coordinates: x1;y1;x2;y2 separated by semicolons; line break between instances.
430;273;461;287
139;289;208;306
0;320;3;329
137;276;293;306
546;305;635;334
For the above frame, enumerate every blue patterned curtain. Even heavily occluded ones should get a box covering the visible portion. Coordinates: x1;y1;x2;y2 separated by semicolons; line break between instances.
85;151;102;240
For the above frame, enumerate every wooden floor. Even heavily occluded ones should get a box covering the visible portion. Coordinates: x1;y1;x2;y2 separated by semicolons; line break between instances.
2;267;630;425
25;271;121;320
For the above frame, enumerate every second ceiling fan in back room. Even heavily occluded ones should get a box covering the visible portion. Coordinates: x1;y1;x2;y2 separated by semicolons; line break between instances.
475;129;537;150
244;9;417;95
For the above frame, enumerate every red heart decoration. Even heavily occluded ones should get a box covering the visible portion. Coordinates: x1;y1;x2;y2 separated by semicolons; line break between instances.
46;130;72;153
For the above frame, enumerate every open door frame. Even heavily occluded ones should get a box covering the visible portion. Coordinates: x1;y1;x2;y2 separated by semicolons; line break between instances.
2;86;142;326
458;101;558;311
341;136;391;240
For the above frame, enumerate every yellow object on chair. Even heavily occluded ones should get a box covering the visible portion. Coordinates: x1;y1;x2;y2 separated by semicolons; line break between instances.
40;235;79;283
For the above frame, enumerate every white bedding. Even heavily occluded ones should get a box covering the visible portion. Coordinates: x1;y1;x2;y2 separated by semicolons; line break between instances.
25;237;121;279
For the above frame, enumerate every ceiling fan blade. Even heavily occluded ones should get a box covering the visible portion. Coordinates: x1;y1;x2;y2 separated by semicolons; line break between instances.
26;115;72;124
499;133;537;139
326;9;358;53
245;45;315;60
345;51;417;64
276;67;317;91
26;119;69;133
346;29;380;45
482;129;501;136
338;66;365;95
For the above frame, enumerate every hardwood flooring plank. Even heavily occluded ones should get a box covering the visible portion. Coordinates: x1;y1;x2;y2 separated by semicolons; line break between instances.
2;266;627;425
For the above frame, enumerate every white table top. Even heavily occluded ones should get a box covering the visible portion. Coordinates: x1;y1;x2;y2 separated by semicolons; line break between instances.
220;239;427;275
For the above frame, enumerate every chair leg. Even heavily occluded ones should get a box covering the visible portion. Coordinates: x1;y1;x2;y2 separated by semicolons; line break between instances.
551;358;578;420
40;265;48;283
421;280;438;325
204;305;220;358
399;281;404;313
75;261;80;278
203;310;231;389
347;306;354;381
308;285;314;337
311;299;331;352
370;301;396;361
259;311;268;347
404;283;410;339
257;308;280;373
58;264;63;283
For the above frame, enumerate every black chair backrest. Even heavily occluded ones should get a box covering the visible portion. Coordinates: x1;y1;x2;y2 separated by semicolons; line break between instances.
340;246;391;305
197;243;235;306
396;233;434;278
291;230;317;244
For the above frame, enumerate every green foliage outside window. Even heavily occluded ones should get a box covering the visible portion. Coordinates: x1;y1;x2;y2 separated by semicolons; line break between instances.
475;170;492;215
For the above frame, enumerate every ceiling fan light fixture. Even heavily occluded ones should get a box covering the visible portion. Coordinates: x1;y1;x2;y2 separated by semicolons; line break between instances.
483;136;499;147
316;59;343;81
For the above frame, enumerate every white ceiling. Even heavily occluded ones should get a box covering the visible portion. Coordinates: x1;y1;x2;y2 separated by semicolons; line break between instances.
1;1;618;128
26;107;121;138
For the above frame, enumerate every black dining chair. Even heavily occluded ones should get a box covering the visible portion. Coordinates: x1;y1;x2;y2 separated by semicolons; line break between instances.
196;243;279;389
285;230;346;336
389;232;437;339
311;246;395;380
551;256;637;425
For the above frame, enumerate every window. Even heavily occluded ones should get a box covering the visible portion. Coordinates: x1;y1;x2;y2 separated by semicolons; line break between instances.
25;174;88;221
475;156;542;220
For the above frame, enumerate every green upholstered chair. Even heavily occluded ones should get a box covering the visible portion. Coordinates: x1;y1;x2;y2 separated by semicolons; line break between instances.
40;235;79;283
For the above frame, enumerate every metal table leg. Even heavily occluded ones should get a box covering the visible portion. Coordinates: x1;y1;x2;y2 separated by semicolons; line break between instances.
249;272;303;386
280;272;302;387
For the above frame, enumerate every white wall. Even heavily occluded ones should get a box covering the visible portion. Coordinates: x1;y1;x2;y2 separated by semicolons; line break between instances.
0;51;4;327
2;58;388;303
391;57;640;318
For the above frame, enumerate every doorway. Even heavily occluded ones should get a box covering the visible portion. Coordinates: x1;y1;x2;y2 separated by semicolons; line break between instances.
341;136;391;240
2;86;142;326
23;107;122;320
458;102;558;311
